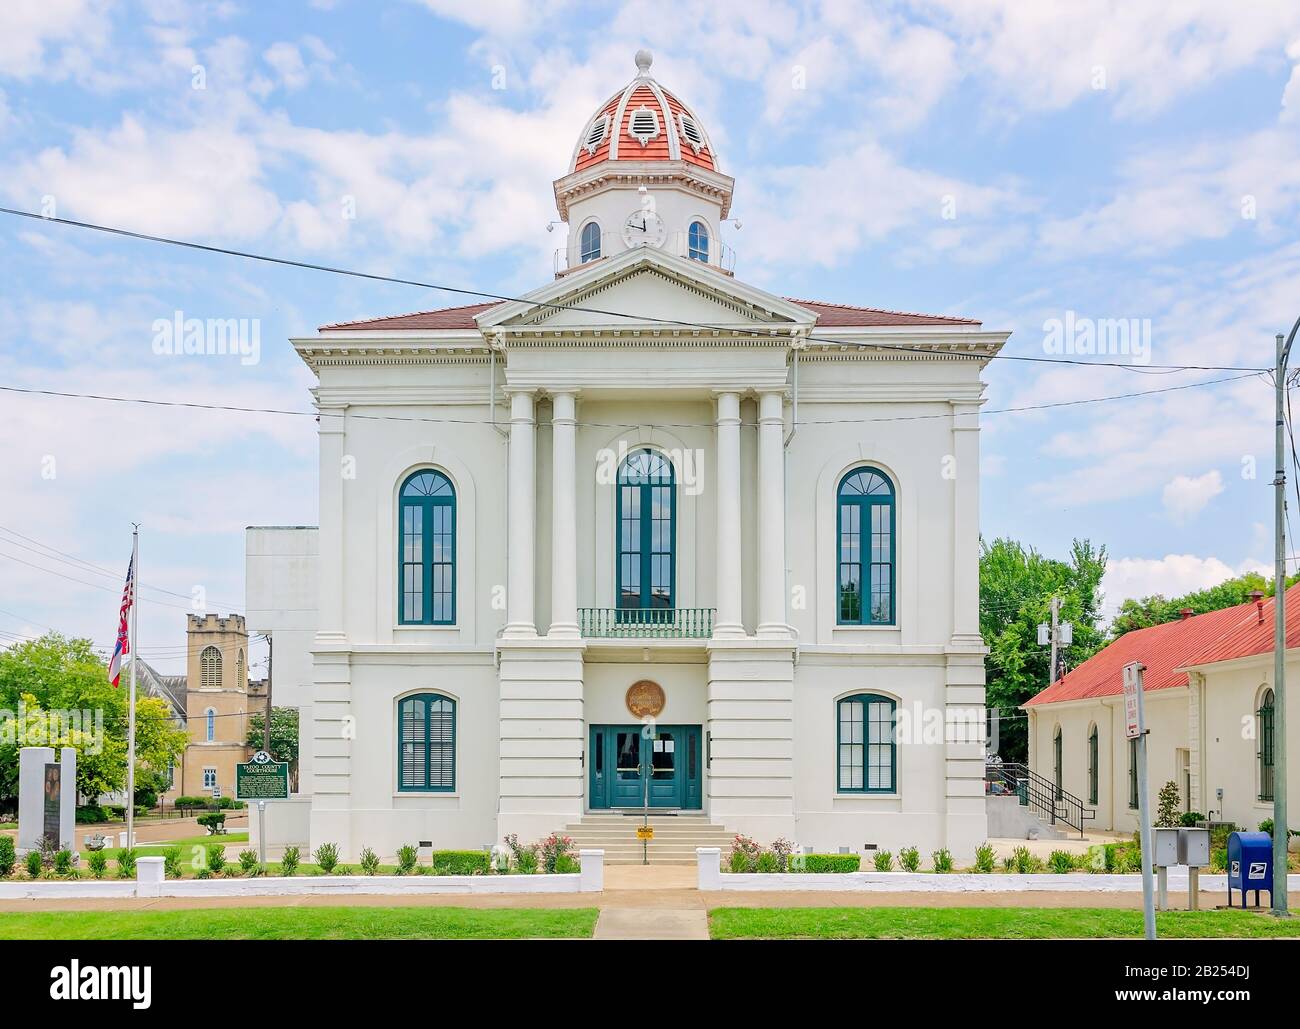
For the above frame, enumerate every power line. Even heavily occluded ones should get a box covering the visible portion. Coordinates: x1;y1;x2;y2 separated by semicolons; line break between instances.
0;206;1269;374
0;370;1266;430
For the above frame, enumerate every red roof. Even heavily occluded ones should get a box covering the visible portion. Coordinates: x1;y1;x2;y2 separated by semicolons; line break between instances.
320;298;979;332
1023;588;1297;707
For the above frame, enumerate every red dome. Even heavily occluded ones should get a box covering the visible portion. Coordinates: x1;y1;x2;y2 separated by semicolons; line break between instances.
569;50;717;175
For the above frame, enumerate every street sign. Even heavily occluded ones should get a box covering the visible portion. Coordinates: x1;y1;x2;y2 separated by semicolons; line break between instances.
636;825;654;841
1122;661;1144;740
212;784;222;801
236;758;289;800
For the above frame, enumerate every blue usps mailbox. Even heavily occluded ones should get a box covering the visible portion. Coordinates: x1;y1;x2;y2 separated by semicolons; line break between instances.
1227;831;1273;908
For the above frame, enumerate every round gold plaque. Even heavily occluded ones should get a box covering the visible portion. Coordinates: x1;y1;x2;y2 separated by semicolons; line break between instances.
625;680;666;719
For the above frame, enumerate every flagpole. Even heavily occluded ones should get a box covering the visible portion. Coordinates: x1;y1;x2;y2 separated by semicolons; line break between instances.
127;524;139;851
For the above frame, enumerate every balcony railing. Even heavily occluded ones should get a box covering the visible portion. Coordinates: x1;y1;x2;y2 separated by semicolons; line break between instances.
578;607;715;639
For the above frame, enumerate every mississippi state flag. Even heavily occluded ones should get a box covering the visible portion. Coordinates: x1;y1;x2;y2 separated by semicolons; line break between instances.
108;556;134;688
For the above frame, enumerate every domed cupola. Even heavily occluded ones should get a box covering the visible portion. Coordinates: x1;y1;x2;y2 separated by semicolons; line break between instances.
554;51;736;274
568;50;719;175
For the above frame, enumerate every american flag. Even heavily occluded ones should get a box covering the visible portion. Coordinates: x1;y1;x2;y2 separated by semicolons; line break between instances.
108;555;134;688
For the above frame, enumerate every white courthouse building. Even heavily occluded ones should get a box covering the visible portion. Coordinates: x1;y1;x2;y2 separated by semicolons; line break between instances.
247;52;1007;862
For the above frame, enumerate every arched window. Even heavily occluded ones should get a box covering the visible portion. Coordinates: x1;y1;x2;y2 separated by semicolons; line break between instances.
837;467;895;625
1053;726;1063;800
837;693;896;793
617;449;675;613
205;708;216;743
580;221;602;263
1087;724;1099;806
199;646;222;690
1258;687;1276;801
687;220;709;262
398;693;456;791
398;469;456;625
236;649;245;686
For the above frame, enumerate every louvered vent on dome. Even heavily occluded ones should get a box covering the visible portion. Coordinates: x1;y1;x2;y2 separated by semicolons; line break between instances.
679;112;703;152
629;105;660;145
584;114;610;154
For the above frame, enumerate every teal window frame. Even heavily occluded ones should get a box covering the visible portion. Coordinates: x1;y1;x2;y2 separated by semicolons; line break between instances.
616;449;675;612
580;221;601;263
836;693;896;793
1258;688;1275;802
836;467;896;625
1128;736;1139;809
397;693;456;792
1087;725;1099;805
688;220;709;261
398;469;456;625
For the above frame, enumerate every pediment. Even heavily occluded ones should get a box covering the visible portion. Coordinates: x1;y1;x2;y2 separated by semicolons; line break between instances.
476;248;815;336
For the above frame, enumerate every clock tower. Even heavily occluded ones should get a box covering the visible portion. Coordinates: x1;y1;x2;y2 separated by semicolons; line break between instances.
552;50;736;274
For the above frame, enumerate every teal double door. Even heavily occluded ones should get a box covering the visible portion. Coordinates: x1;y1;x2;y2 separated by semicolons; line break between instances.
589;724;702;810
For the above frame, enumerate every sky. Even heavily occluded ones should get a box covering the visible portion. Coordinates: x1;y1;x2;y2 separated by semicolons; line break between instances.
1;0;1299;673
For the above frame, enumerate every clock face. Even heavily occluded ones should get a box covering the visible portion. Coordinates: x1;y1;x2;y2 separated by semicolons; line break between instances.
622;209;666;248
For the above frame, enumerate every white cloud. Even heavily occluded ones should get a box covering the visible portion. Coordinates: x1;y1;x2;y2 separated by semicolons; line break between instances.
1102;553;1269;606
0;0;110;79
1162;470;1225;522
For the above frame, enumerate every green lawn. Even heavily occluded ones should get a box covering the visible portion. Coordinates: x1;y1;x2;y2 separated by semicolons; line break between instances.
0;906;599;940
94;834;249;861
709;907;1300;940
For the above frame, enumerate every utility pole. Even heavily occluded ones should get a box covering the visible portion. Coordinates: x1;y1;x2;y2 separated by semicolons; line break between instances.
1273;323;1298;917
1049;595;1060;685
1038;596;1073;685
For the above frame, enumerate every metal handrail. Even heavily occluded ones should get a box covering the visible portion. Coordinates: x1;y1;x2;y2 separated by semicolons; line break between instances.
577;607;715;639
986;761;1094;838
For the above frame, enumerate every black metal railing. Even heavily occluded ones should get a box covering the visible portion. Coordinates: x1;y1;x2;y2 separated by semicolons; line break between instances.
985;761;1093;838
578;607;715;639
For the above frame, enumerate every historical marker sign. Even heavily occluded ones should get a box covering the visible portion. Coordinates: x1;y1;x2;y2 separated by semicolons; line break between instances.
236;757;289;800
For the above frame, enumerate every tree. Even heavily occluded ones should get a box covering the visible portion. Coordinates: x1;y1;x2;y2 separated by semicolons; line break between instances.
0;634;185;808
247;707;300;790
981;538;1108;763
1156;780;1182;828
1109;570;1281;638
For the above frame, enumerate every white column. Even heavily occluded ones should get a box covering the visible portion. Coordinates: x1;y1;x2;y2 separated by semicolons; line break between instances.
549;391;579;638
950;401;982;646
504;390;537;638
315;405;346;643
713;391;744;637
756;390;789;638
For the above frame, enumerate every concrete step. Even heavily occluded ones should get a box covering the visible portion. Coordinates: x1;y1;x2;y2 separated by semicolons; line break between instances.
564;813;734;864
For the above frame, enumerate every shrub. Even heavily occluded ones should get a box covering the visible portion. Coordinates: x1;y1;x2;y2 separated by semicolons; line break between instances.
1121;847;1144;873
503;834;539;874
755;852;780;873
163;847;184;879
538;833;575;874
87;850;108;879
196;812;226;835
797;853;860;873
770;837;794;872
974;843;995;874
0;835;14;877
431;850;491;876
1258;819;1300;838
729;834;762;874
238;849;262;876
206;843;226;876
359;847;380;875
899;846;921;872
932;848;954;874
280;846;299;877
117;848;137;879
1211;846;1228;873
26;850;43;878
1180;811;1205;827
1156;780;1182;828
314;842;340;873
555;854;580;874
873;850;895;872
1009;846;1040;874
75;805;113;824
396;845;418;875
1047;849;1074;874
54;849;75;876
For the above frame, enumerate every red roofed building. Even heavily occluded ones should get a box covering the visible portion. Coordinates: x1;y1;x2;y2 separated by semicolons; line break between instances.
1024;585;1298;835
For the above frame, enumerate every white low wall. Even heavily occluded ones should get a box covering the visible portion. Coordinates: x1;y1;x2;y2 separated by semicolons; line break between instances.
0;849;604;899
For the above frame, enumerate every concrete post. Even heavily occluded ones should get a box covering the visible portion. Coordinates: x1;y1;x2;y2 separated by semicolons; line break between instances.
697;846;722;890
578;848;604;892
136;856;165;898
17;746;54;852
59;747;76;852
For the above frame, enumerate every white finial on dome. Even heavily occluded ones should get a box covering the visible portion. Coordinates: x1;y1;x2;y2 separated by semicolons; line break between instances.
634;49;653;77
